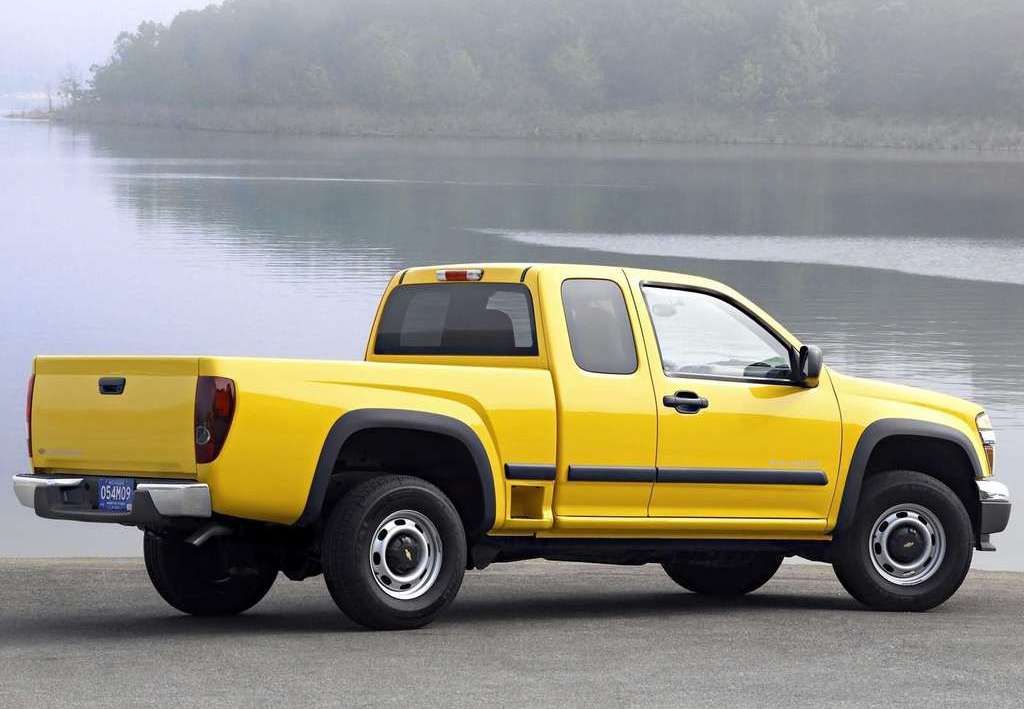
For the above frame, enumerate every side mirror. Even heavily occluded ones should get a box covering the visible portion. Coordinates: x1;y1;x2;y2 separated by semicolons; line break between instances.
796;345;823;388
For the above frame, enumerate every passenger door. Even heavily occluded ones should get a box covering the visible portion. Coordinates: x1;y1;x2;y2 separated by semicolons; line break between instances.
542;269;657;518
628;276;841;523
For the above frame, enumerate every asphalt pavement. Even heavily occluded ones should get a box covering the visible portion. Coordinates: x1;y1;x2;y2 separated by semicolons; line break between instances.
1;558;1021;708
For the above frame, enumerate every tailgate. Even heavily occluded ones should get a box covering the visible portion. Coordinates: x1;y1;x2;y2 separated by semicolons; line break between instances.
31;356;199;477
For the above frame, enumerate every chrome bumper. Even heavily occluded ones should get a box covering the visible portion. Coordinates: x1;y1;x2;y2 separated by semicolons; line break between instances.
12;475;82;508
12;474;212;522
136;483;212;517
978;478;1011;504
977;478;1011;551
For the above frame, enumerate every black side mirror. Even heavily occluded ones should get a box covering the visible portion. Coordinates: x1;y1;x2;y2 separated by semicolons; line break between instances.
796;345;823;388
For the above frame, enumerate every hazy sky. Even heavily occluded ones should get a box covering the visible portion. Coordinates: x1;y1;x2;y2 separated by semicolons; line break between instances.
0;0;208;100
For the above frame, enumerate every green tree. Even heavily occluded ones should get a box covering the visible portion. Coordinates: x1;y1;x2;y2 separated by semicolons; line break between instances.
768;0;833;109
424;48;486;108
57;65;87;106
547;38;604;110
718;56;765;108
347;23;419;108
81;0;1024;123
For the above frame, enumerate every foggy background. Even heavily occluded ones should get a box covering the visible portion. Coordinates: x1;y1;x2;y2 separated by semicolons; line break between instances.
0;0;207;108
6;1;1024;150
2;1;1022;567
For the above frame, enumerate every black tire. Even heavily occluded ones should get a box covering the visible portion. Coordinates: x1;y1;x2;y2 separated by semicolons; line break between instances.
662;551;784;596
321;475;467;630
832;470;973;611
143;533;277;616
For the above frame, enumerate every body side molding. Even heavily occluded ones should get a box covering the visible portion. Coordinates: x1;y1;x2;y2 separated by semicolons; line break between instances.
568;466;657;482
566;466;827;484
504;464;556;481
657;468;828;485
831;418;983;535
295;409;496;533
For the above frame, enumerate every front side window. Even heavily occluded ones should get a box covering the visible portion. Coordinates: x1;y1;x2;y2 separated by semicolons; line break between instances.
642;286;793;381
562;279;638;374
375;283;537;356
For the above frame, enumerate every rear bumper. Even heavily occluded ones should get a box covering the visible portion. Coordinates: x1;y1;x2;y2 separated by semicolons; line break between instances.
977;478;1011;551
12;474;211;525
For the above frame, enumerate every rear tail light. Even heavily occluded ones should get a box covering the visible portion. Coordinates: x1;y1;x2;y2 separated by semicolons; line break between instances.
195;376;235;464
25;374;35;460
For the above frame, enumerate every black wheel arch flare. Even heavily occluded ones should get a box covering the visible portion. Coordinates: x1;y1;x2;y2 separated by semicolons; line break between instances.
295;409;496;535
832;418;983;537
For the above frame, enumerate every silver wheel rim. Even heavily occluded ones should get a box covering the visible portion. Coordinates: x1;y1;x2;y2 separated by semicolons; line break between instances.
868;503;946;586
369;509;443;600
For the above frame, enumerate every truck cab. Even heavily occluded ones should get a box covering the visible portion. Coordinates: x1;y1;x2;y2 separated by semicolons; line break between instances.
14;263;1012;629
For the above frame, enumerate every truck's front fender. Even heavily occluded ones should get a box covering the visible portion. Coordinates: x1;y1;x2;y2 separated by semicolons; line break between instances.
830;418;984;536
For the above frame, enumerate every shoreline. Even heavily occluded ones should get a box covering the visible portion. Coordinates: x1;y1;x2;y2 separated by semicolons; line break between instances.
3;108;54;120
56;103;1024;153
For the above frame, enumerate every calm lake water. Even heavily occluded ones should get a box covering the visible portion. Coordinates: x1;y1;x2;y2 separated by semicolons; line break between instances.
2;120;1022;570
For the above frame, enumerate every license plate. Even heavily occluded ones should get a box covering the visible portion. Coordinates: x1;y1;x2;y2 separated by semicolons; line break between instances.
97;477;135;512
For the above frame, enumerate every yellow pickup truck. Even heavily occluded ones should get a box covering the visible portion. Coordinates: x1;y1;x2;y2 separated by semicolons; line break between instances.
14;264;1011;629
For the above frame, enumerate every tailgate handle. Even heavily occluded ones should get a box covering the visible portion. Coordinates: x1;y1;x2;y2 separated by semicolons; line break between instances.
98;377;126;395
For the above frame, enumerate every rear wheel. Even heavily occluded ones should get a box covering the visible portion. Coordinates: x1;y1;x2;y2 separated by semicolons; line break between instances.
832;470;973;611
143;533;277;616
321;475;467;630
662;551;783;596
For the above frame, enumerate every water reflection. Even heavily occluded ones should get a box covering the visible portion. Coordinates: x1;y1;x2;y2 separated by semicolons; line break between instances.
1;121;1021;568
472;229;1024;285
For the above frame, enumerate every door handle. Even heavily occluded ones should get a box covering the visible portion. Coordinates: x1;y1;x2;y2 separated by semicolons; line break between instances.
98;377;126;395
663;391;708;414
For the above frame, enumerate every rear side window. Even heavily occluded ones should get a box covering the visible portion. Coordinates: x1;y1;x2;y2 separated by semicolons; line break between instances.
374;284;538;356
561;279;638;374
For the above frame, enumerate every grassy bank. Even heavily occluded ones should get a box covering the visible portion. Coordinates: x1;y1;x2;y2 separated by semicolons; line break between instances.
60;103;1024;151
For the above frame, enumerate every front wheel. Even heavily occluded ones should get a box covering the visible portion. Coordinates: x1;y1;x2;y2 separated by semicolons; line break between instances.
144;533;277;616
321;475;467;630
832;470;973;611
662;551;783;596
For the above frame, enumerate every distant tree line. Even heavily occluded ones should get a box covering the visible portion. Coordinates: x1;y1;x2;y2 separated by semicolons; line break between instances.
85;0;1024;120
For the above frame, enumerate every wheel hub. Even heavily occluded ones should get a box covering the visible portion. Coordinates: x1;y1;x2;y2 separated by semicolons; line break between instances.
887;525;925;564
369;510;443;600
868;504;946;586
385;533;422;575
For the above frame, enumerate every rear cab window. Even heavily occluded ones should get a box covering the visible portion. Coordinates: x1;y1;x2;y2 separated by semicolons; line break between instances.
374;283;538;356
561;279;638;374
